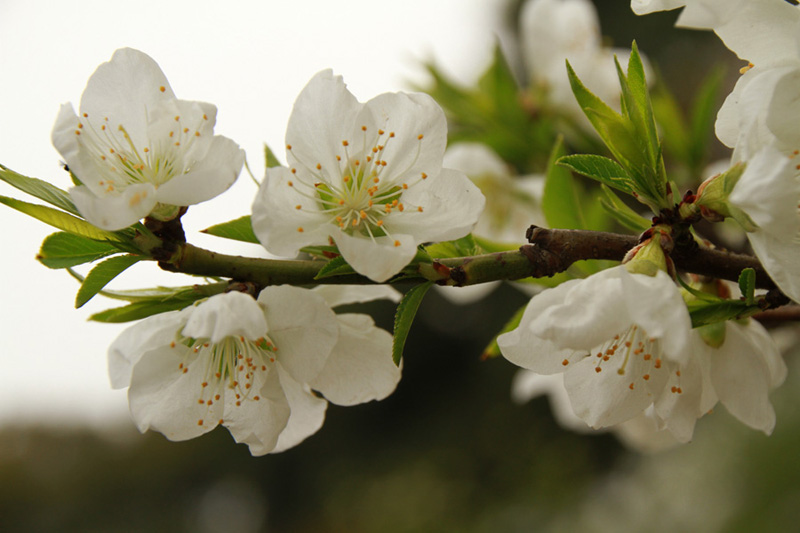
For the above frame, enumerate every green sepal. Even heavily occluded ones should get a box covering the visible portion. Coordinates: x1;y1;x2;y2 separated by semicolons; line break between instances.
201;215;259;244
392;281;433;365
0;195;125;242
314;256;357;279
75;254;145;308
598;185;652;232
557;154;635;194
37;232;121;269
481;303;526;360
738;268;756;306
264;143;283;168
697;321;727;348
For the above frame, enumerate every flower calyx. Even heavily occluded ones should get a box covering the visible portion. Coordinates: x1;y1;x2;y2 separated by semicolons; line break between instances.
623;225;674;277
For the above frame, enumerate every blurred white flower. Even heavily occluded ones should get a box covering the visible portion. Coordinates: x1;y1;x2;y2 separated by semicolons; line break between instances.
521;0;651;118
52;48;244;230
436;143;544;303
443;143;544;245
512;371;682;452
108;286;401;455
251;70;485;282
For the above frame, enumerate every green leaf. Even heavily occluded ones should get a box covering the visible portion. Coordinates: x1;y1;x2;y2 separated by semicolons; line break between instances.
481;303;526;360
543;137;586;229
264;143;283;168
314;256;357;279
0;195;124;241
598;185;652;232
0;164;80;216
557;154;634;194
300;245;340;259
201;215;259;244
687;298;755;328
90;298;196;323
37;232;121;269
75;254;144;308
424;234;484;259
392;281;433;365
738;268;756;305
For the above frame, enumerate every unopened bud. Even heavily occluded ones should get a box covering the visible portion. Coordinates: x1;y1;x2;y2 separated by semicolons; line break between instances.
694;163;757;229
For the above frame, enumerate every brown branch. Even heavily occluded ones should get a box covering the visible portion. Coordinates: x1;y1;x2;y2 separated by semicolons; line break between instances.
523;225;776;290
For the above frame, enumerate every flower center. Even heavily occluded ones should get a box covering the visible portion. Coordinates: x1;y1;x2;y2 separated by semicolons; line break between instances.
170;333;278;422
286;125;428;244
562;325;683;394
72;109;209;194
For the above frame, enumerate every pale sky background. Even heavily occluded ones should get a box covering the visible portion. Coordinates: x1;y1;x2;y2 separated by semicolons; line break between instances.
0;0;508;428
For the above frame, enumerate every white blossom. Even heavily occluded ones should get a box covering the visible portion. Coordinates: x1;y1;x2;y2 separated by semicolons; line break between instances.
52;48;244;231
498;266;702;440
108;286;400;455
251;70;485;282
728;146;800;303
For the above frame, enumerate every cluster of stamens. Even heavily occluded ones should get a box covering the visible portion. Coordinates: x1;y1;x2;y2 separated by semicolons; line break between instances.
170;333;279;428
562;325;683;394
287;124;428;246
72;87;208;196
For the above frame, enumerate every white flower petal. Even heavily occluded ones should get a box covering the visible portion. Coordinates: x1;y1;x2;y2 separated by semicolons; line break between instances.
79;48;174;145
653;356;703;442
435;282;500;305
69;182;158;231
333;230;418;283
361;91;447;182
182;292;268;344
710;321;779;434
285;70;363;176
156;135;244;206
311;285;401;308
251;166;333;257
128;344;223;441
388;168;485;243
222;365;291;456
258;286;339;383
497;279;586;374
270;367;327;453
310;313;400;406
630;0;685;16
563;351;667;428
107;306;192;389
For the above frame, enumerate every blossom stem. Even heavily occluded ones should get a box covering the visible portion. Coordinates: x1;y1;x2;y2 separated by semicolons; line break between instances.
150;225;778;294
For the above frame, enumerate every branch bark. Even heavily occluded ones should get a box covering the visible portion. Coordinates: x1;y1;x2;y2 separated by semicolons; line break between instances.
153;225;778;293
